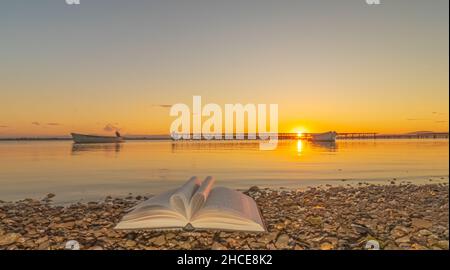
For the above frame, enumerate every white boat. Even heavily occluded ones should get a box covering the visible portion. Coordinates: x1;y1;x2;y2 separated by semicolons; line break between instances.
71;132;124;143
309;131;337;142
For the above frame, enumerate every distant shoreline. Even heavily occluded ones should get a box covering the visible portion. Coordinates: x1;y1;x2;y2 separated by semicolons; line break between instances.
0;137;170;141
0;133;448;142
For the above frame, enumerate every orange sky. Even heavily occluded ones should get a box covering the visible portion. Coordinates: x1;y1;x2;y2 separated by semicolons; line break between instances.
0;1;448;137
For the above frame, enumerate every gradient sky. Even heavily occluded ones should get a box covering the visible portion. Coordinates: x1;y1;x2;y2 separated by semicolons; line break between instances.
0;0;448;137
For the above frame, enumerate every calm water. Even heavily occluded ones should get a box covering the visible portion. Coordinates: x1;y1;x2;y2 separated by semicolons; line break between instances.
0;139;448;203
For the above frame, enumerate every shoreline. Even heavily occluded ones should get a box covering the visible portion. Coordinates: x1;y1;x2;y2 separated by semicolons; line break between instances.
1;183;448;250
1;176;448;205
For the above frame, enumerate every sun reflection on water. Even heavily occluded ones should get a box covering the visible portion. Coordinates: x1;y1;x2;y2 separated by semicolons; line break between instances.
296;139;303;155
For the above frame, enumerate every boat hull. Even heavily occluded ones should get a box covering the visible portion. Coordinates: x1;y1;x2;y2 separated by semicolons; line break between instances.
310;131;337;142
71;133;124;144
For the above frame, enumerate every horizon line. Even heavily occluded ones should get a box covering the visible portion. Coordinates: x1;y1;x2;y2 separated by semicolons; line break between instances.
0;131;449;140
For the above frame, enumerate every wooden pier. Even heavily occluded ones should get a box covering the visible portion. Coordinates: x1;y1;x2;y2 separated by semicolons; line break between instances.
277;132;378;140
337;132;448;139
170;132;449;140
337;132;377;139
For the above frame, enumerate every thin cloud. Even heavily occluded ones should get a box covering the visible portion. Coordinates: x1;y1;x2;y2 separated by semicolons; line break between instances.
47;122;61;126
153;104;172;108
406;118;429;121
103;123;121;132
435;120;448;123
31;122;40;126
0;125;7;128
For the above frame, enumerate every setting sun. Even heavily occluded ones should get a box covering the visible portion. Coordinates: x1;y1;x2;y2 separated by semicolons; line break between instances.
293;127;308;138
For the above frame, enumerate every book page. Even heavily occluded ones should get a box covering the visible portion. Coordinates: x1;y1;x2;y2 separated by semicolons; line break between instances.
188;176;215;218
169;176;201;218
126;188;176;213
115;187;188;230
115;208;187;230
192;187;266;232
125;176;200;216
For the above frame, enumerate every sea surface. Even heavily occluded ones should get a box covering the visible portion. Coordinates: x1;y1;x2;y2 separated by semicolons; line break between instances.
0;139;448;203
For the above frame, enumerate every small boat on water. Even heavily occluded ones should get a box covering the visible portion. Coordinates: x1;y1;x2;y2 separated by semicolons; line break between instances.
71;132;124;143
309;131;337;142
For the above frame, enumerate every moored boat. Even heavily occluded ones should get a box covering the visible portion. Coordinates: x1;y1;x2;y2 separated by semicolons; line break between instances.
309;131;337;142
71;132;124;143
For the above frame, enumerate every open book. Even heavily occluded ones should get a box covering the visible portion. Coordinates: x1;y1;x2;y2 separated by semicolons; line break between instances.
115;177;266;232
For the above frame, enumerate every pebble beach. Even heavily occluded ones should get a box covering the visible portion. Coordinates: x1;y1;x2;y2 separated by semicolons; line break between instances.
0;183;448;250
